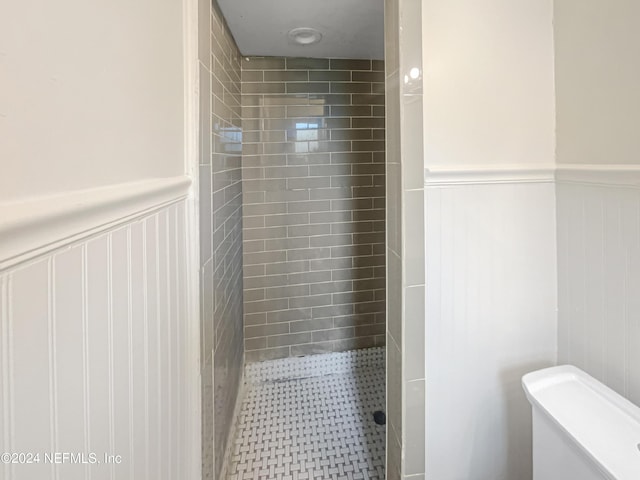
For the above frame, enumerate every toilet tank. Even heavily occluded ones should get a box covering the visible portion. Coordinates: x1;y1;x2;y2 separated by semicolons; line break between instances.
522;365;640;480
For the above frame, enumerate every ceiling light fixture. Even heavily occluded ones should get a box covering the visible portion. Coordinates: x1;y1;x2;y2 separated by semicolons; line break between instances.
288;27;323;46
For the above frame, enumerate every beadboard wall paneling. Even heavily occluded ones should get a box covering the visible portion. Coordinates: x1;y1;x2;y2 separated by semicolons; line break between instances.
425;180;557;480
0;200;194;480
557;180;640;404
241;57;386;362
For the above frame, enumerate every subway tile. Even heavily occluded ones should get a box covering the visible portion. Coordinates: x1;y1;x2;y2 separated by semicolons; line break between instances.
244;274;288;289
241;70;263;82
331;82;372;94
334;313;377;328
352;117;385;129
287;247;331;261
312;327;354;342
331;266;375;281
354;300;385;314
245;337;266;351
309;257;352;271
240;55;388;359
287;153;331;165
265;260;310;275
330;105;372;117
286;57;330;70
287;200;331;213
287;105;330;117
243;226;288;240
323;118;351;129
243;57;287;70
352;71;385;82
333;291;375;305
333;336;376;352
242;82;286;94
265;189;310;203
264;237;310;251
264;165;309;178
287;176;331;190
287;223;331;238
310;280;353;295
244;298;289;315
372;60;384;71
309;234;353;248
267;332;312;348
290;342;333;356
309;164;352;176
330;59;372;70
331;129;373;141
331;197;373;211
405;380;426;475
244;250;286;265
244;288;265;302
290;318;334;333
355;323;386;337
309;94;352;105
264;213;310;227
267;308;312;323
262;94;310;106
245;322;289;339
266;284;309;299
287;82;330;94
312;304;354;319
245;347;290;363
243;202;287;216
264;70;309;82
331;245;373;258
309;70;352;81
310;187;353;200
331;152;372;164
288;271;332;285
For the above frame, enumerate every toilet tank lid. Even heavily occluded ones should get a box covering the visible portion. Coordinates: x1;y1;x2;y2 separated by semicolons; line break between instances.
522;365;640;480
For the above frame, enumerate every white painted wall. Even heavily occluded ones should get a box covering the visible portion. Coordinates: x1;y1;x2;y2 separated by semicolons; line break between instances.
422;1;557;479
555;1;640;405
0;0;186;202
555;0;640;165
0;1;201;479
422;0;555;170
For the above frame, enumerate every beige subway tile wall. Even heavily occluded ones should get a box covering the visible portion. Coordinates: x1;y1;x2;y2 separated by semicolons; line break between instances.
241;57;386;362
200;2;244;478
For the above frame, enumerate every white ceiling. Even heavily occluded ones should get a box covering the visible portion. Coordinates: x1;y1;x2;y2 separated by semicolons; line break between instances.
216;0;384;60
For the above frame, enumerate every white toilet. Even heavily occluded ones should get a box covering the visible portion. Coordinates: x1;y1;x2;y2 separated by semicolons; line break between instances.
522;365;640;480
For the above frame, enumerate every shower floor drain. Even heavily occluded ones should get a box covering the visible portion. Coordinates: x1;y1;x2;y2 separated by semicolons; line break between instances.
373;410;386;425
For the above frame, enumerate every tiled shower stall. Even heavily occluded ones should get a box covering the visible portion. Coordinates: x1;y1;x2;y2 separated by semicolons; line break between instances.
240;56;387;362
199;1;393;479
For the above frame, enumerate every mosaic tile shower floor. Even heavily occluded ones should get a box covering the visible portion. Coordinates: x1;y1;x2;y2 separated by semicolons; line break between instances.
227;348;386;480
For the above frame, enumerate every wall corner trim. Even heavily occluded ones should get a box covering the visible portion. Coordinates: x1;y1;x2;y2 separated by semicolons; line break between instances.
424;164;556;186
556;164;640;187
0;175;192;270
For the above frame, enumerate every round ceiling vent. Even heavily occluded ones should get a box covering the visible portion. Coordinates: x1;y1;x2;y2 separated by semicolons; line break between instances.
288;27;323;46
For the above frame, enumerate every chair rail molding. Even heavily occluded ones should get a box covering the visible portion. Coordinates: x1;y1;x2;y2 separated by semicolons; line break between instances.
424;164;556;186
0;176;192;270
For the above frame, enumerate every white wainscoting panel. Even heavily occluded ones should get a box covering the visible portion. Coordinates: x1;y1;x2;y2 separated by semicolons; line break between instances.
425;180;558;480
557;179;640;404
0;198;195;480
